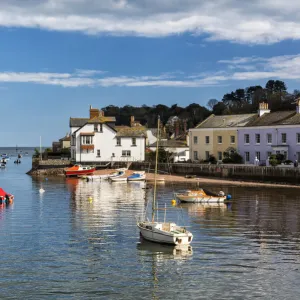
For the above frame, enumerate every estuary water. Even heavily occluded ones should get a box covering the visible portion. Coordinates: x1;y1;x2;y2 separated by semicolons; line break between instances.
1;157;300;299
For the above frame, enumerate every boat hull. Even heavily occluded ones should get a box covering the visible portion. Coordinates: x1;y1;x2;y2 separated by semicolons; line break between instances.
137;222;192;245
65;168;95;177
176;195;226;203
128;176;145;181
110;177;128;182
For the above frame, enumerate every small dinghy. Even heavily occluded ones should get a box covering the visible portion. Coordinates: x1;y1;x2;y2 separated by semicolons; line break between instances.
0;188;14;205
108;169;126;182
128;171;146;181
176;188;231;204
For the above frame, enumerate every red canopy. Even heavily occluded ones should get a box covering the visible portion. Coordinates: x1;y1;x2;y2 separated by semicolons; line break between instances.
0;188;10;197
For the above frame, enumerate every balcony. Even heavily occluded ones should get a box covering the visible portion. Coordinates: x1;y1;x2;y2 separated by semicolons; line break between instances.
80;144;95;150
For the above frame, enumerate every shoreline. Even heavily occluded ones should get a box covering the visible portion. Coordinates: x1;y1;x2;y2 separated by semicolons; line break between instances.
28;167;300;189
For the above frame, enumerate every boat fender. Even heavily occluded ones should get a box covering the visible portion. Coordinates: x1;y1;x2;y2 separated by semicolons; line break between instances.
171;199;176;206
218;191;225;197
226;194;232;200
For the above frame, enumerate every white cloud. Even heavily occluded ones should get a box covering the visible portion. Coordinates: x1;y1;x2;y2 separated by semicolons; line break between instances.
0;53;300;88
0;1;300;44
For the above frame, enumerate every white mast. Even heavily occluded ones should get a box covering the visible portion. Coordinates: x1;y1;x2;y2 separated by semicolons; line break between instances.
40;136;42;161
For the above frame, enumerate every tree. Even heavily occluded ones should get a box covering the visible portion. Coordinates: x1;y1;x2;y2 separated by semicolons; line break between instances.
212;102;227;115
207;98;218;110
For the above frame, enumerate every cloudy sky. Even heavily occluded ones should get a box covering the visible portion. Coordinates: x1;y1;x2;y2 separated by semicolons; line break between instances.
1;0;300;145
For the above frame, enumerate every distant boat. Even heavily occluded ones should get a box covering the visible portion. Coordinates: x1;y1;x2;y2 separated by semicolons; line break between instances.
1;154;10;160
65;164;95;177
25;152;28;156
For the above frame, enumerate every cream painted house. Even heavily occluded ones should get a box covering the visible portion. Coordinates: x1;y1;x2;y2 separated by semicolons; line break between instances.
189;114;256;162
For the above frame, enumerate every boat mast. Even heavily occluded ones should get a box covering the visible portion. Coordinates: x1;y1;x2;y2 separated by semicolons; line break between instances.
152;116;160;223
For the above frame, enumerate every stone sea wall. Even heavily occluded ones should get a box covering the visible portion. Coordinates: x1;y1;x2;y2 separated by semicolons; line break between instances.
131;162;300;185
27;159;71;176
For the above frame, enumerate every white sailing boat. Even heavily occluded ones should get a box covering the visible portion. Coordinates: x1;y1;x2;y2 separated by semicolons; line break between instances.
137;116;193;245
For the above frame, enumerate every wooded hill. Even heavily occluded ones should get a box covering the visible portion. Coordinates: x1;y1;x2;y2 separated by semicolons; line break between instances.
101;80;300;135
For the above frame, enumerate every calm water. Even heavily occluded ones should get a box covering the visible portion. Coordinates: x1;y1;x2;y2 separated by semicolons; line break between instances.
1;158;300;299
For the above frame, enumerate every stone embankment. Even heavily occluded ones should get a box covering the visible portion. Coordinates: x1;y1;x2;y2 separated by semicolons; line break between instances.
27;159;71;176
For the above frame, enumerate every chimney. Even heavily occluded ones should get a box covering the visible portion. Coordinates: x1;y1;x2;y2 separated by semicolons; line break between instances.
183;120;187;132
130;116;135;127
258;102;270;117
296;98;300;114
89;106;100;119
175;121;179;137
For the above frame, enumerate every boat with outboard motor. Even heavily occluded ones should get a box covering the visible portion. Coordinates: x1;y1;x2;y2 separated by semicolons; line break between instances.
1;154;10;160
175;188;232;203
0;188;14;205
65;164;95;177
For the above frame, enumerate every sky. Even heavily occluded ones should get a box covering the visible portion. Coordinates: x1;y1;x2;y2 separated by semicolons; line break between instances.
2;0;300;146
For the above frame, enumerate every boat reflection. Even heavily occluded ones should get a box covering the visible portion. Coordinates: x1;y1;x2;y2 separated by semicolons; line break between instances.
180;202;229;216
137;239;193;260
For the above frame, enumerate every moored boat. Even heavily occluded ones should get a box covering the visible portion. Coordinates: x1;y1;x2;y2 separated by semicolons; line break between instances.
176;189;232;204
128;171;146;181
137;116;193;246
1;154;10;160
0;188;14;205
65;164;95;177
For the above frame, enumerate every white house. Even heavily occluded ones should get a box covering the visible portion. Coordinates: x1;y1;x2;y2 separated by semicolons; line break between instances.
70;106;146;163
148;132;190;162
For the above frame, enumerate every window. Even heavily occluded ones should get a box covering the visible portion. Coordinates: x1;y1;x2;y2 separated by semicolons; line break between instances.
297;133;300;144
97;150;100;157
230;136;235;144
282;133;287;144
205;151;210;160
100;124;103;132
276;150;280;155
72;135;76;146
283;151;287;160
132;138;136;146
255;151;260;160
297;152;300;162
245;152;250;162
193;136;198;144
217;136;222;144
267;151;272;158
116;137;121;146
122;150;131;157
267;133;272;144
244;134;250;144
82;135;93;145
193;151;198;160
205;136;210;144
112;153;115;157
72;150;75;159
94;124;98;132
218;151;222;161
255;134;260;144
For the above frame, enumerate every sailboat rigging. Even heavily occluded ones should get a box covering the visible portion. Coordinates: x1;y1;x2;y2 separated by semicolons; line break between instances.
137;116;193;245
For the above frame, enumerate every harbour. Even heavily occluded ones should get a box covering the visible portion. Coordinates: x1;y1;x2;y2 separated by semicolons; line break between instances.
1;154;300;298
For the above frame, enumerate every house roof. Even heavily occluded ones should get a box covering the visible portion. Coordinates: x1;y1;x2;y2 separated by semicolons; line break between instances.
245;111;300;126
196;114;257;128
149;139;188;148
59;135;71;142
116;126;147;137
147;128;169;139
87;116;116;123
70;118;89;127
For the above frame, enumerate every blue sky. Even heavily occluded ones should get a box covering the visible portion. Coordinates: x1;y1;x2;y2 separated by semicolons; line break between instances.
1;0;300;146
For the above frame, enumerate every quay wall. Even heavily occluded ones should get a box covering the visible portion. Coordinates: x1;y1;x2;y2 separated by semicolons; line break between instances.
27;159;71;176
131;162;300;185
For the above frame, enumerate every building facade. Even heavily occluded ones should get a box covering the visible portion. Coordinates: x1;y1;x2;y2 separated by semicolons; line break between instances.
70;107;146;163
237;103;300;164
189;114;255;162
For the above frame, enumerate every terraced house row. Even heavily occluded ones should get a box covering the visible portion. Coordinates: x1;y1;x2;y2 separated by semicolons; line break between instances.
189;101;300;164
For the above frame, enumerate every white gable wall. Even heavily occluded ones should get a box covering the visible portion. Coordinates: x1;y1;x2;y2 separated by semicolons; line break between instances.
71;123;145;162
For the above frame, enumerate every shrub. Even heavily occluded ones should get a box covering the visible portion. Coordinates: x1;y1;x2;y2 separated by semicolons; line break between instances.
276;154;285;163
222;150;243;164
269;159;279;166
284;160;293;165
208;155;217;164
222;157;233;164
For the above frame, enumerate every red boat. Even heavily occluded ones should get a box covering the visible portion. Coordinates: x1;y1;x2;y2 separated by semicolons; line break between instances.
0;188;14;205
65;164;95;177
